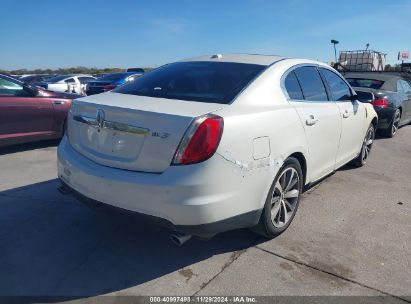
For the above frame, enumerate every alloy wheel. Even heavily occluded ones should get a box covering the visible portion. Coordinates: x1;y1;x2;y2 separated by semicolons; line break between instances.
392;110;401;136
270;167;301;228
361;126;375;163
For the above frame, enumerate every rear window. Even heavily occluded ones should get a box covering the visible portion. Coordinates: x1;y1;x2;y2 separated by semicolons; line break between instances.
113;61;265;104
346;78;384;89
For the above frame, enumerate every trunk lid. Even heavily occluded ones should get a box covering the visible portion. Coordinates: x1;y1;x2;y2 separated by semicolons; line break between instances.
67;92;225;173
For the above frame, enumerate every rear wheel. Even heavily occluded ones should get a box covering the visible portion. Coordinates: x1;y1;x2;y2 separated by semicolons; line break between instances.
253;157;303;238
382;109;401;138
352;124;375;167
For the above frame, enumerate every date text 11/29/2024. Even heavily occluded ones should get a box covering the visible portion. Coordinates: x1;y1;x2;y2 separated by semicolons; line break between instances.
149;296;257;303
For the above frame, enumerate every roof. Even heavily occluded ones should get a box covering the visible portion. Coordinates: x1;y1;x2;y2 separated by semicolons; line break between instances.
343;72;404;92
343;72;403;81
179;53;287;66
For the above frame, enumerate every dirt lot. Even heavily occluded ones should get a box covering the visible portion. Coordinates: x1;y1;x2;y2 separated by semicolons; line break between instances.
0;127;410;303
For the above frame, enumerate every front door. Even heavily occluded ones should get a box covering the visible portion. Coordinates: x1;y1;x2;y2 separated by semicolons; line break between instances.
285;66;342;182
319;68;366;167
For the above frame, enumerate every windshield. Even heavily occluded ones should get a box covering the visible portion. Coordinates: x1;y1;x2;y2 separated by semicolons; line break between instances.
113;61;265;104
46;75;71;83
96;73;131;82
346;78;384;90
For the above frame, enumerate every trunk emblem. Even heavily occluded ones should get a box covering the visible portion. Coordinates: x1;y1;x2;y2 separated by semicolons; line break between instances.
96;109;105;130
73;112;150;136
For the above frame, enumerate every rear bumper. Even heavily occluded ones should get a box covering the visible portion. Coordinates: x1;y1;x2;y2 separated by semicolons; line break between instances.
57;136;268;235
59;179;260;236
374;106;395;130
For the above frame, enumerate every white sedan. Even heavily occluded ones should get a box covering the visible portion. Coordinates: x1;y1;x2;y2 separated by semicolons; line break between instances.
57;54;377;244
37;74;96;95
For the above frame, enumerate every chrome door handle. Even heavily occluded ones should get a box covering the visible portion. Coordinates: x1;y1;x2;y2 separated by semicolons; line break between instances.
306;115;319;126
343;110;350;118
53;100;65;105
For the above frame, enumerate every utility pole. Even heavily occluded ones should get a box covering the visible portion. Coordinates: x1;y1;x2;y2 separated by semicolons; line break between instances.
331;39;339;64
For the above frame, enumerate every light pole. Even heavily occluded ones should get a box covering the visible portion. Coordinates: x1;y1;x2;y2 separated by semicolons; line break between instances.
331;39;339;64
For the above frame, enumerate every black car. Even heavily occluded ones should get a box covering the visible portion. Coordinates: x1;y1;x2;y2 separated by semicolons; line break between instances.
345;72;411;137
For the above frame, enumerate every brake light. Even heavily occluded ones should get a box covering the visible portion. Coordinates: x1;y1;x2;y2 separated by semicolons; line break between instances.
172;115;224;165
371;98;390;108
104;84;117;91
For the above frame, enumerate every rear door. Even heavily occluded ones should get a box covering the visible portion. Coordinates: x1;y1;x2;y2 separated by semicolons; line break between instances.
0;77;54;141
285;66;342;181
319;68;366;167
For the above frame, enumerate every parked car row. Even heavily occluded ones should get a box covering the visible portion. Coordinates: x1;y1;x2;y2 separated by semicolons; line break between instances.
9;69;145;96
85;72;142;95
2;54;410;245
33;74;96;95
19;74;57;84
0;69;145;147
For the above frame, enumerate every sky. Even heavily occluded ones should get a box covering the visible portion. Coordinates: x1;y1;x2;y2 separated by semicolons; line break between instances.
1;0;410;70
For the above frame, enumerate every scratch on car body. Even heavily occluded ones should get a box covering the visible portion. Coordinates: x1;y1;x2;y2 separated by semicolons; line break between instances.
217;150;283;176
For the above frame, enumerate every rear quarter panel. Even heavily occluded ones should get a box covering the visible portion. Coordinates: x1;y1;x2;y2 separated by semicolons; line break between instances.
50;98;72;134
213;60;309;212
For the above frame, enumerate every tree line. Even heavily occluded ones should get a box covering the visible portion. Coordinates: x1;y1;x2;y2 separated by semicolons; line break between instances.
0;66;153;76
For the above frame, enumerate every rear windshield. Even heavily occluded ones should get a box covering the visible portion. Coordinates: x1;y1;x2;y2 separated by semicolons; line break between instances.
346;78;384;89
113;61;265;104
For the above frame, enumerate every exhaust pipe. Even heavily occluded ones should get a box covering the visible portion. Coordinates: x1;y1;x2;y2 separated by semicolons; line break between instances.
170;233;192;245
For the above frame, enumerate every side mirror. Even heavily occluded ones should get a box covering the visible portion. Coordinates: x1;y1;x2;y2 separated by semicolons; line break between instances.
350;93;358;101
356;91;374;103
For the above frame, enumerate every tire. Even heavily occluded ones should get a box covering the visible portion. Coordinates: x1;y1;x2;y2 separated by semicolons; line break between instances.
351;124;375;167
381;109;401;138
253;157;303;238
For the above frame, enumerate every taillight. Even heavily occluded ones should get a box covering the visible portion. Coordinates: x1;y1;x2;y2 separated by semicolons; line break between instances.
371;98;390;108
104;84;117;91
172;115;224;165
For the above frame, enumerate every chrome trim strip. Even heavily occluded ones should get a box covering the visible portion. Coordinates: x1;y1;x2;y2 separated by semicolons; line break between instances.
73;115;150;135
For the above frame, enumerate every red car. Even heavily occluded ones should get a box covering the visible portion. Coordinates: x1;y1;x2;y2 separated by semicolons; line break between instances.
0;74;80;147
